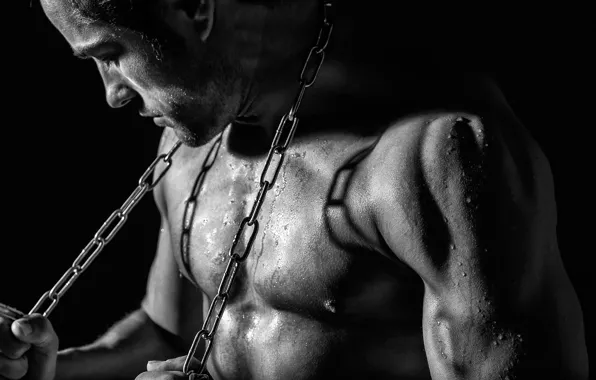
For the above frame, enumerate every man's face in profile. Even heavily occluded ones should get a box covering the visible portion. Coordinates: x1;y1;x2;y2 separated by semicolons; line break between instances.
41;0;244;147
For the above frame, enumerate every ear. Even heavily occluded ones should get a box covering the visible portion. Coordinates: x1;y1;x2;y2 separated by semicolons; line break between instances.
165;0;215;42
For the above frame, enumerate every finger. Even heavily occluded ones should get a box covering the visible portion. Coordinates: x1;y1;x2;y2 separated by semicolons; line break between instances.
11;315;58;380
134;371;187;380
0;354;28;379
0;317;31;359
11;315;58;354
146;356;200;372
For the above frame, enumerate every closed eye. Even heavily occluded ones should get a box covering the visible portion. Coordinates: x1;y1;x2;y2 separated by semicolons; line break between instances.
72;39;122;66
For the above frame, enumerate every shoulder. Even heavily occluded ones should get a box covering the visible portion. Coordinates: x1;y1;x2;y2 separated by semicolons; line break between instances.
368;108;555;213
368;110;557;273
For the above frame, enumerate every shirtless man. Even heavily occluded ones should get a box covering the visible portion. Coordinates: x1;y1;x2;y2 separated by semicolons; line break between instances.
0;0;588;379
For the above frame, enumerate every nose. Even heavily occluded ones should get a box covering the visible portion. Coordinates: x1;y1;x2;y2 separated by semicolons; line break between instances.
105;82;136;108
99;66;138;109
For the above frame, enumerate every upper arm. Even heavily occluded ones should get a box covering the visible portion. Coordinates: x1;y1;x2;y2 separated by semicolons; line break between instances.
141;129;204;348
373;114;588;379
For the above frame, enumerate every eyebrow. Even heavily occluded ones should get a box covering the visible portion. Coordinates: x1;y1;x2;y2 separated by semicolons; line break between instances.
71;39;111;59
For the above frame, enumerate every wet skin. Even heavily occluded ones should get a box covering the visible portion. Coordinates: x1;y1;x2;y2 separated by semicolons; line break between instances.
145;108;586;379
149;123;430;379
38;0;588;379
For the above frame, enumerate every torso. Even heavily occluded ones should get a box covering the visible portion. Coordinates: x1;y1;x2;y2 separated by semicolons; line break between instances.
157;121;432;379
147;72;589;378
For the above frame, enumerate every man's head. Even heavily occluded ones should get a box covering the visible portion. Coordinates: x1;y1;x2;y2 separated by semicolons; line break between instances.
41;0;320;146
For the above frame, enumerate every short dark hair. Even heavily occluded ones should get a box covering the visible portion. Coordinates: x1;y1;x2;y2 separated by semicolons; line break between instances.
70;0;296;29
69;0;312;61
70;0;185;60
70;0;156;28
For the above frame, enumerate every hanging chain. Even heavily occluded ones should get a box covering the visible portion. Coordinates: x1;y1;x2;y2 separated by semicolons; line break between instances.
183;2;334;378
27;141;183;317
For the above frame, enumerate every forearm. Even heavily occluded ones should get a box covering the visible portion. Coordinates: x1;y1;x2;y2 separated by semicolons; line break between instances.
55;309;184;380
425;295;589;380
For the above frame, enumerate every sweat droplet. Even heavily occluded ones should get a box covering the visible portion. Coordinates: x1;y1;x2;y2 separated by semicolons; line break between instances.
450;244;456;250
498;334;504;340
462;272;467;277
466;196;472;203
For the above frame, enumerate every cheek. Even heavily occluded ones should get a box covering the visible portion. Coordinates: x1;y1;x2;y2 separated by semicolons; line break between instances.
117;55;154;94
119;55;180;109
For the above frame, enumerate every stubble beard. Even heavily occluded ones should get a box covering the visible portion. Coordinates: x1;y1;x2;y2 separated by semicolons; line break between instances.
156;42;244;148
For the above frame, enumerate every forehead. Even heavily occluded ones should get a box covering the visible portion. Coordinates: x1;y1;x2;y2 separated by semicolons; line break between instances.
41;0;115;48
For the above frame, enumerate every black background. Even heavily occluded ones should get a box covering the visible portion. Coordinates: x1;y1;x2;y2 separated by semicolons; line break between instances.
4;2;592;368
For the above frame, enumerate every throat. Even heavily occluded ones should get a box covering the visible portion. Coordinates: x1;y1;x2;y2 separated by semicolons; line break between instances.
227;120;273;157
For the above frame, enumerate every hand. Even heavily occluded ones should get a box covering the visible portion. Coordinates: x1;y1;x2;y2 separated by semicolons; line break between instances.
0;313;59;380
135;356;204;380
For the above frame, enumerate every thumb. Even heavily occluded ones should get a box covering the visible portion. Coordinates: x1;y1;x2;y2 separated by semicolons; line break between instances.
147;355;201;372
11;314;58;380
11;314;58;353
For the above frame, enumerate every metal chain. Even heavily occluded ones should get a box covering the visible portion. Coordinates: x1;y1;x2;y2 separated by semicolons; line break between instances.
28;141;183;317
183;2;334;377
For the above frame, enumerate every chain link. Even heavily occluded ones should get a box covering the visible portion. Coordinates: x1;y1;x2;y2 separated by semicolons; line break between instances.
28;141;182;317
183;1;334;377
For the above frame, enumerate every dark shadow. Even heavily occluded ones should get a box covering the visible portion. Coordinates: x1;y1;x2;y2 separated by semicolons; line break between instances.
416;116;484;269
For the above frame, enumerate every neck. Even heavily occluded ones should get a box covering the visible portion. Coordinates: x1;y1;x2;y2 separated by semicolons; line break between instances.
228;54;510;157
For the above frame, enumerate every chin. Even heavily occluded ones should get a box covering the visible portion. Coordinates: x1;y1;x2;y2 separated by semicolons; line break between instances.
173;125;224;148
173;129;202;148
169;113;234;148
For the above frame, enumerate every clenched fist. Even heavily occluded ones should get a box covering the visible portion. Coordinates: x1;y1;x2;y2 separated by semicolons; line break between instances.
0;313;59;380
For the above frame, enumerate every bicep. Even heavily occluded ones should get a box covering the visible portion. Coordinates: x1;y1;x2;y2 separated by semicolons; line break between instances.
142;130;204;347
421;116;587;379
419;115;531;378
141;216;205;349
141;218;180;335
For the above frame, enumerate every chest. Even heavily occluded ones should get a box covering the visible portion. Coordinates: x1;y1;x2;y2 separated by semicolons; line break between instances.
161;133;409;318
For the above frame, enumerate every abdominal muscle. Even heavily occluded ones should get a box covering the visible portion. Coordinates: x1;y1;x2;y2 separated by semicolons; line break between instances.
206;298;430;380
